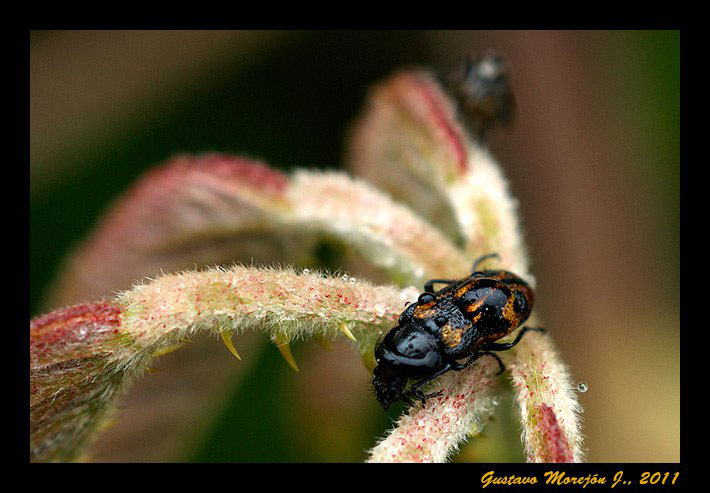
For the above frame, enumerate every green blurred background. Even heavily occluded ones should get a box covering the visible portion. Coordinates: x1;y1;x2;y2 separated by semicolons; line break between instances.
30;30;679;462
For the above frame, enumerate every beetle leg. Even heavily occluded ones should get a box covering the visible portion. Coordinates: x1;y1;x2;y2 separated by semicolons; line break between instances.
471;253;501;273
482;326;546;351
408;388;445;408
481;352;506;375
419;390;444;407
451;328;545;377
401;392;416;407
423;279;457;293
409;389;428;407
405;364;452;406
452;351;506;375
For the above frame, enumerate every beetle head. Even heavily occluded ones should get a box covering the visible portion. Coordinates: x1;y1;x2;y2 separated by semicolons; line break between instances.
372;364;408;410
372;325;443;409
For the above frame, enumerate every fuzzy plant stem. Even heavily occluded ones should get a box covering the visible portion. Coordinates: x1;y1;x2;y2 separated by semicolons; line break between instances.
30;265;420;462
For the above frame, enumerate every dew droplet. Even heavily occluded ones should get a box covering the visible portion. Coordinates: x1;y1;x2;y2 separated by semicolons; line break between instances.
341;274;349;281
349;277;357;284
303;268;310;275
576;382;588;393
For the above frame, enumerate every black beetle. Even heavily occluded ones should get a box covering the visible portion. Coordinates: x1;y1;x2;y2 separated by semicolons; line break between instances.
372;253;544;410
447;52;516;140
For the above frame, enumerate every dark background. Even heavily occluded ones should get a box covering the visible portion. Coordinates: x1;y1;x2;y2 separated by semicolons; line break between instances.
30;30;679;462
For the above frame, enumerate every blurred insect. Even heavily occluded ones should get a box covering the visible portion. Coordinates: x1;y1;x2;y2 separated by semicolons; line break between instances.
446;52;516;139
372;253;544;410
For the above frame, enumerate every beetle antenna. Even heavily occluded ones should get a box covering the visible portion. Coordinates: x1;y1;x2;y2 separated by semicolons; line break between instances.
472;253;501;273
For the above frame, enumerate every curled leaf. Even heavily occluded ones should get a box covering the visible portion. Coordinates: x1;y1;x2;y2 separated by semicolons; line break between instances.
30;302;129;462
47;155;467;309
287;171;469;284
45;154;293;307
31;267;419;461
348;68;583;462
348;70;529;276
